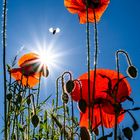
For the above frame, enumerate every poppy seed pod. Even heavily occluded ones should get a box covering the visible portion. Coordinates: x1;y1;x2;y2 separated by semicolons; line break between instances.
127;65;137;79
80;127;90;140
66;80;74;93
78;99;87;113
61;93;69;104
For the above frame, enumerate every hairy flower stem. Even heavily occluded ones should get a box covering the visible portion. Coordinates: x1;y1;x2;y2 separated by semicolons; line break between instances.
91;9;98;133
27;88;31;140
16;116;19;140
71;99;74;140
56;76;62;112
99;104;104;136
2;0;7;139
114;50;132;139
7;74;12;139
86;1;91;131
114;51;120;140
36;73;41;107
62;76;66;140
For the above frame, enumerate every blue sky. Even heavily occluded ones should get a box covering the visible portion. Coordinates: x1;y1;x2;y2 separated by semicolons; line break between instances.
0;0;140;139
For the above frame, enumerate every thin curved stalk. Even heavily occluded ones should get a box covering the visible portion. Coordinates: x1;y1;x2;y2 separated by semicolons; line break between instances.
2;0;7;139
114;50;132;139
114;51;120;140
116;50;132;66
61;71;72;139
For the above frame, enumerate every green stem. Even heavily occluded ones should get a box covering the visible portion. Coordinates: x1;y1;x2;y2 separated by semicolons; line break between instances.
56;76;61;112
99;104;104;136
86;0;91;131
114;50;132;139
116;50;132;66
114;51;120;140
7;101;11;139
36;73;41;107
61;76;66;140
91;9;98;131
16;115;19;140
71;99;74;140
28;88;31;140
2;0;7;139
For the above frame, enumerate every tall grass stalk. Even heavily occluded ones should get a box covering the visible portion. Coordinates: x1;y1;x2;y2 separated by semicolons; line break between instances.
2;0;7;139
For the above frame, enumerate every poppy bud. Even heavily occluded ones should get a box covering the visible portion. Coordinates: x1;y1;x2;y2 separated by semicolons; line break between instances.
31;114;39;128
27;97;31;105
80;127;90;140
122;127;133;139
66;80;74;93
132;122;139;131
61;93;69;104
78;99;87;113
127;65;137;79
6;93;12;101
42;68;49;77
16;94;22;104
11;133;16;140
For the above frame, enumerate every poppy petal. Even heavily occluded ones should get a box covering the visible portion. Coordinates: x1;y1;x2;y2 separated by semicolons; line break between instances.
18;52;39;67
79;105;125;129
75;69;131;103
10;68;40;88
64;0;110;24
101;109;125;128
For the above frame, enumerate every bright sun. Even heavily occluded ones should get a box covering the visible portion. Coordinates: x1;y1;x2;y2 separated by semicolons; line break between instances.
29;40;64;76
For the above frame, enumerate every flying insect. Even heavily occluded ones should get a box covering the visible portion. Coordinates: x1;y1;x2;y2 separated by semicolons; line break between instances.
49;27;60;35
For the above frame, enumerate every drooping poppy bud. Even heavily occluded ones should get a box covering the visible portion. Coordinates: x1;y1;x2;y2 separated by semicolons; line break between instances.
27;97;31;105
78;99;87;113
80;127;90;140
42;68;49;77
122;127;133;140
16;94;22;104
132;122;139;131
66;80;74;93
61;93;69;104
6;93;12;101
127;65;137;79
31;114;39;128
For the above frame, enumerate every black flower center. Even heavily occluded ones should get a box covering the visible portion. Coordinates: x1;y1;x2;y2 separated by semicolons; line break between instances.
83;0;100;8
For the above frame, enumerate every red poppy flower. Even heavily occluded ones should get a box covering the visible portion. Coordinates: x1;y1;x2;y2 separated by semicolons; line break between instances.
64;0;110;24
10;52;49;88
70;69;131;128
